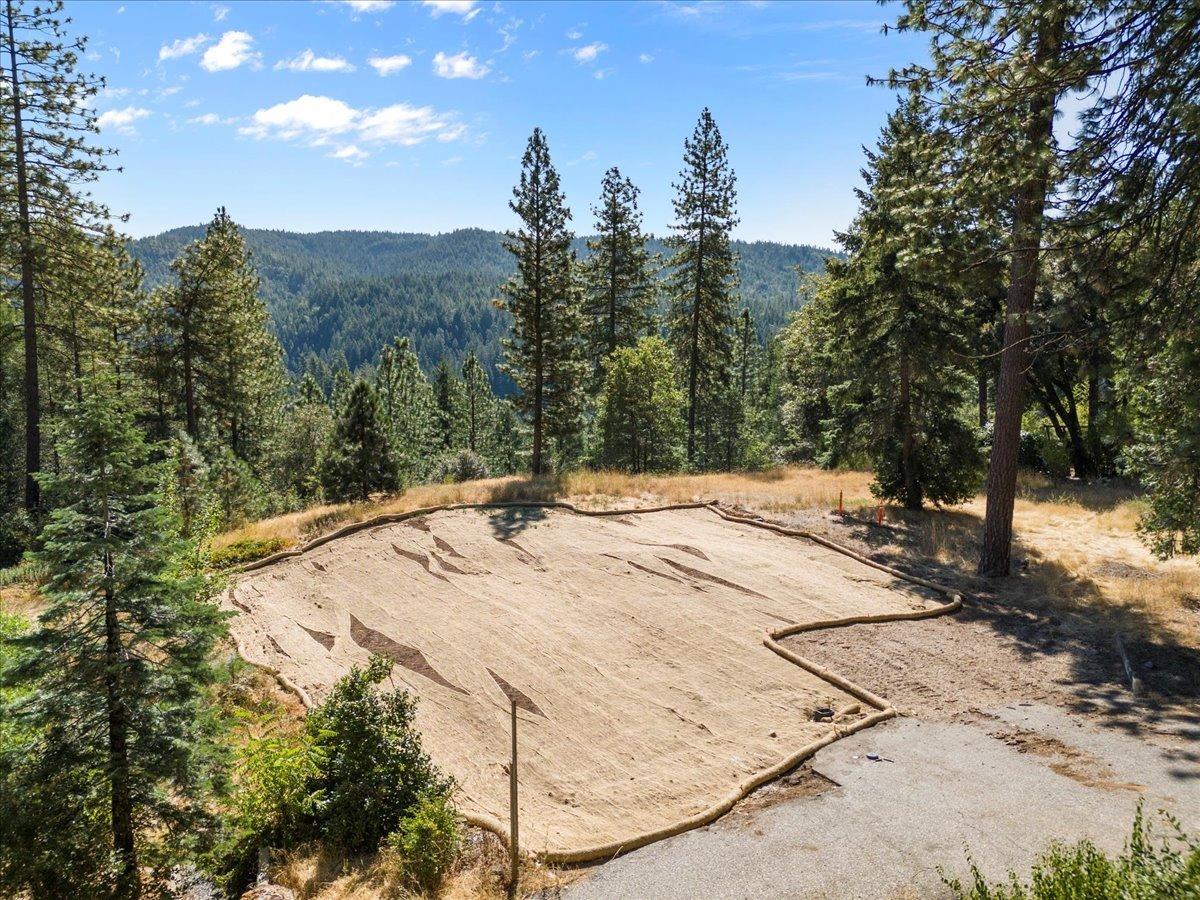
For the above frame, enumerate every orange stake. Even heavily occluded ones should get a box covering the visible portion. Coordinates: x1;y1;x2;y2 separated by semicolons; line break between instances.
876;505;884;526
838;490;843;516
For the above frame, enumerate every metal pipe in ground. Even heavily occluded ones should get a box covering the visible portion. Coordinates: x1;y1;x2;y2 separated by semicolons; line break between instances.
509;698;519;897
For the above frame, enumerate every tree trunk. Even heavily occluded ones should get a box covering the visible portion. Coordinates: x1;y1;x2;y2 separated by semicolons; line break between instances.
977;10;1064;577
531;239;545;476
899;349;921;509
686;216;705;465
7;0;40;512
104;541;139;898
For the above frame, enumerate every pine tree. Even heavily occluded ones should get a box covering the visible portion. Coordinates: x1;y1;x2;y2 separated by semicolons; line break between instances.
596;337;686;473
460;351;494;454
822;97;983;508
431;358;465;451
582;167;657;387
0;374;223;898
375;337;437;483
2;0;115;511
320;378;397;502
487;399;525;476
498;128;586;476
666;109;740;468
164;209;285;465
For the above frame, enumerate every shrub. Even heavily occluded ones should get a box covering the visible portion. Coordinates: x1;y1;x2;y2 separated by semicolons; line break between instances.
943;806;1200;899
387;792;462;895
306;656;454;854
0;508;33;569
209;537;288;569
432;448;489;484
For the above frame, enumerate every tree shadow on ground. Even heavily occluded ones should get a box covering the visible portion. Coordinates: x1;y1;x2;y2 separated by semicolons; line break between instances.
486;504;549;539
824;506;1200;756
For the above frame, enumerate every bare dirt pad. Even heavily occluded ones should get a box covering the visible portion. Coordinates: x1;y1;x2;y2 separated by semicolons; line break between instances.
226;506;941;859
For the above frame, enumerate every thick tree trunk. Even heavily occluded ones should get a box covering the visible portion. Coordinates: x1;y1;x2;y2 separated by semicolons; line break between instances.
7;1;40;512
104;544;139;898
977;12;1064;577
686;218;705;465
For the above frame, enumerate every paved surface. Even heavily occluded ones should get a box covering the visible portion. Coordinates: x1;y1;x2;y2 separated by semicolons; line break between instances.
566;704;1200;899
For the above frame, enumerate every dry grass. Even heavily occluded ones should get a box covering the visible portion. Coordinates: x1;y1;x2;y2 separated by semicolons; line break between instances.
213;467;876;555
269;831;571;900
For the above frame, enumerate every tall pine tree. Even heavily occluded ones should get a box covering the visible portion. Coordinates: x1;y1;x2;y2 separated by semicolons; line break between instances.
375;337;437;484
582;167;657;387
498;128;586;475
666;109;740;468
460;351;493;454
0;374;223;898
320;378;397;502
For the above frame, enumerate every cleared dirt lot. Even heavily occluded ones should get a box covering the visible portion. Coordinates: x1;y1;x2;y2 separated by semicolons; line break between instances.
226;504;946;859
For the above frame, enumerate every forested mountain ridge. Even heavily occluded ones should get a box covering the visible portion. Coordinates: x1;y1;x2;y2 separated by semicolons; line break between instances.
129;226;835;383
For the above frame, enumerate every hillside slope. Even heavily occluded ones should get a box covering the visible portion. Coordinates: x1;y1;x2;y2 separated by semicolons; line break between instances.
130;227;834;385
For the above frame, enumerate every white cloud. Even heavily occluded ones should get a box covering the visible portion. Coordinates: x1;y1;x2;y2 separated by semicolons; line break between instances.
340;0;395;11
566;28;583;40
422;1;480;21
639;53;654;63
102;86;131;99
189;112;236;126
201;31;259;72
432;50;489;79
572;42;607;64
212;4;229;21
331;144;369;163
97;106;151;134
368;54;412;76
441;155;463;166
241;94;358;140
522;49;539;60
275;49;355;73
116;5;126;13
240;94;465;154
159;33;210;61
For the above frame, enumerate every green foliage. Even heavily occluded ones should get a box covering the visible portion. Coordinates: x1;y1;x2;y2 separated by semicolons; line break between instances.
432;449;490;484
129;227;834;392
386;793;463;895
667;108;740;468
459;351;495;455
320;379;398;502
207;446;271;530
209;537;288;569
376;337;439;485
498;129;587;475
596;337;686;473
582;167;658;385
0;374;225;898
943;807;1200;899
432;358;467;451
270;397;334;502
306;657;454;855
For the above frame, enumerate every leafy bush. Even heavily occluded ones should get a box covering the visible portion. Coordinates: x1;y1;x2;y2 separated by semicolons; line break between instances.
432;448;489;483
306;656;454;854
944;806;1200;899
209;537;288;569
387;792;462;894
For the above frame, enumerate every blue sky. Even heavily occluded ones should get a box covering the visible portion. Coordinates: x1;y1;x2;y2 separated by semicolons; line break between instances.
72;0;928;246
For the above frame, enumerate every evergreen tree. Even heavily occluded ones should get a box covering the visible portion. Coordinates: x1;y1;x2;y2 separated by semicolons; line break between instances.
582;167;657;387
486;399;525;476
498;128;586;475
823;98;983;508
430;358;465;451
0;374;223;898
666;109;740;467
375;337;437;484
320;378;397;502
459;351;493;454
2;0;114;512
596;337;686;473
164;209;285;465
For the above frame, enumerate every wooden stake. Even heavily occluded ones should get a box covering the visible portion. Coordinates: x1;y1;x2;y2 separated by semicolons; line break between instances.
838;490;843;516
876;504;884;526
509;698;519;897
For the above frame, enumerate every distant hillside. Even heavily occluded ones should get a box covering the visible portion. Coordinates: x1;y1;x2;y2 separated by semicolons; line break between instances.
130;227;835;389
